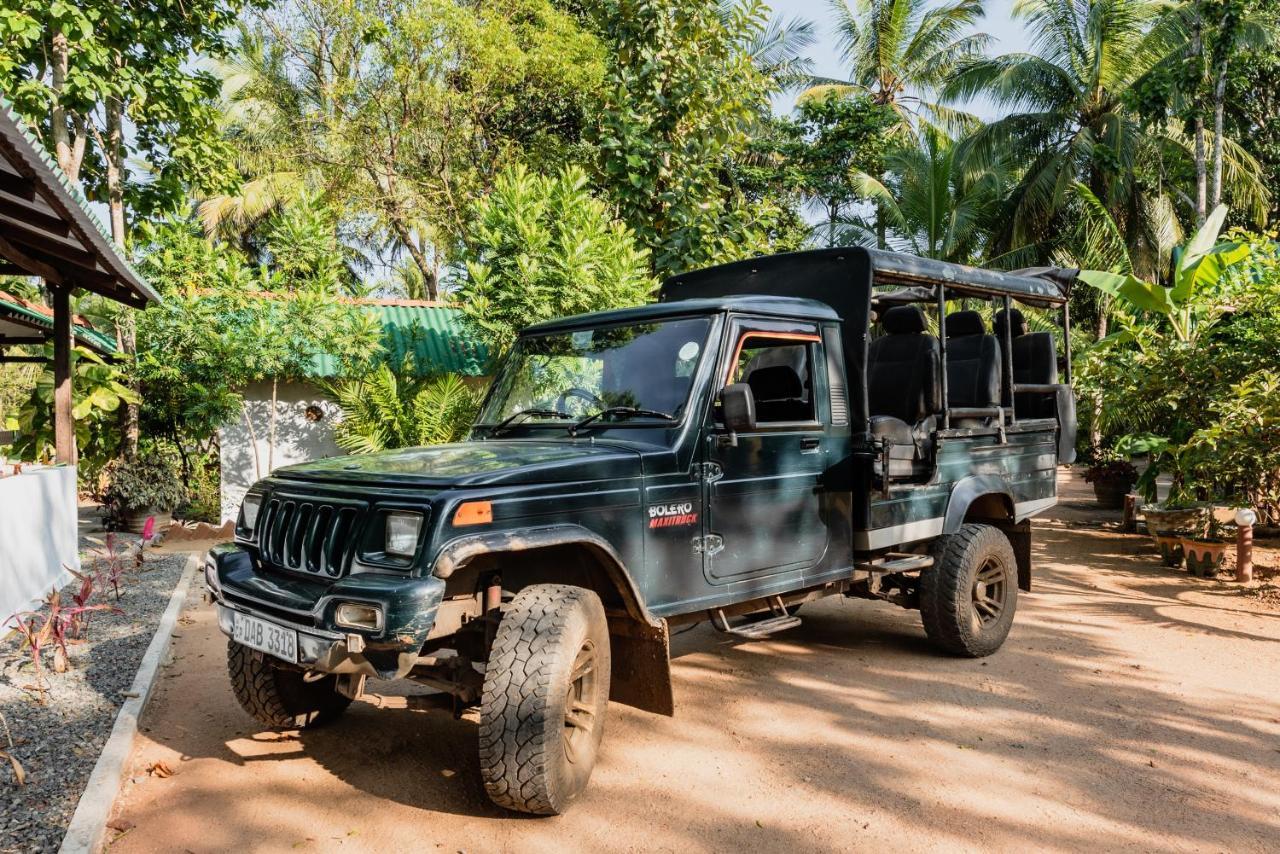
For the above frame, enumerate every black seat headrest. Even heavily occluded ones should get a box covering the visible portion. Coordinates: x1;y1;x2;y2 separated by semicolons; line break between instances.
946;310;986;338
881;305;927;335
746;365;804;401
993;308;1029;339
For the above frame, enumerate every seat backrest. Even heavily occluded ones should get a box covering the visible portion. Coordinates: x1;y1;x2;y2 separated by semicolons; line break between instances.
745;364;810;422
945;310;1001;409
867;305;940;424
994;308;1058;384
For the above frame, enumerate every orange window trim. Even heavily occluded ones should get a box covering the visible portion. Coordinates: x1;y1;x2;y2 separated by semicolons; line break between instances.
724;331;822;385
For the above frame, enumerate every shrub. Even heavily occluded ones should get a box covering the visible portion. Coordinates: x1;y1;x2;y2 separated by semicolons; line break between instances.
456;164;656;354
323;361;483;454
101;453;186;521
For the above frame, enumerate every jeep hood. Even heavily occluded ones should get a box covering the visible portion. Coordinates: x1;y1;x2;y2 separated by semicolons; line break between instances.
270;440;644;487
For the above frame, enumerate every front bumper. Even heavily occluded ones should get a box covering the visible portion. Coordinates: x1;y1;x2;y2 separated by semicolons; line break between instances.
206;543;445;679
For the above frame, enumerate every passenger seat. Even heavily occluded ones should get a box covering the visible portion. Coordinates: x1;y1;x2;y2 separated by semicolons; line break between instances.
994;308;1078;462
944;311;1001;426
867;305;940;478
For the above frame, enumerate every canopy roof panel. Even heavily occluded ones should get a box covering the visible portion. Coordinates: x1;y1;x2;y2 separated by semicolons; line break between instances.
0;96;156;308
0;290;118;355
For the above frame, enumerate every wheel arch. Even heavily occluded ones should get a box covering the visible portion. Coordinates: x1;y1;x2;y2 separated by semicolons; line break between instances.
431;525;674;716
942;476;1031;591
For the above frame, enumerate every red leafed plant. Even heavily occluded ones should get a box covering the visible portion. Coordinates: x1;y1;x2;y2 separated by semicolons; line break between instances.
5;588;116;697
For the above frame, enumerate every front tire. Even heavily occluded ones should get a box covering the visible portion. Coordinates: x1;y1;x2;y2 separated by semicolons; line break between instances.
479;584;611;815
920;523;1018;657
226;641;352;729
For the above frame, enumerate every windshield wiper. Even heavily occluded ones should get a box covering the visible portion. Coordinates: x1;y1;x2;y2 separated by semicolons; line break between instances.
568;406;675;437
487;408;574;436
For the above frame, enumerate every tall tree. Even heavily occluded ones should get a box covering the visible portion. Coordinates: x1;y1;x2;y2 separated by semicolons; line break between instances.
0;0;244;242
944;0;1264;264
589;0;791;277
201;0;606;299
851;121;1009;262
804;0;991;134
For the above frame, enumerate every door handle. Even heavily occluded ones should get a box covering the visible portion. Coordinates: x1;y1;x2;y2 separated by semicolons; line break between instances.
800;437;821;453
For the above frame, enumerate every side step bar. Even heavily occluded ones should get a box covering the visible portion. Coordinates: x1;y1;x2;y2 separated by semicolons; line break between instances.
711;596;801;639
855;554;934;573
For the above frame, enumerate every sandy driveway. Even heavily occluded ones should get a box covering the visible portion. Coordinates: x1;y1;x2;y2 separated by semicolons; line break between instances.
107;498;1280;853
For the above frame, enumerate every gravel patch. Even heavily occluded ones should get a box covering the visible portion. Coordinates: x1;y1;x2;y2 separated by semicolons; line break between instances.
0;542;190;853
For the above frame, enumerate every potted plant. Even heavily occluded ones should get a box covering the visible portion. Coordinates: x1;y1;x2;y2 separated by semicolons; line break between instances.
1082;454;1138;510
101;454;186;534
1182;517;1230;578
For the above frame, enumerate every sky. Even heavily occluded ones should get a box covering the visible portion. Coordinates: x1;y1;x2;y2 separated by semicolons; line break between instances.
774;0;1029;120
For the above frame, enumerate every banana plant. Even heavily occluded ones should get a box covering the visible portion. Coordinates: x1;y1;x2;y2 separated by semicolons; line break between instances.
1078;205;1252;343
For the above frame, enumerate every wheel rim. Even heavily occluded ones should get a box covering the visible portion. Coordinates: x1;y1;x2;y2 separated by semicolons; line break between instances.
970;559;1007;630
562;640;598;765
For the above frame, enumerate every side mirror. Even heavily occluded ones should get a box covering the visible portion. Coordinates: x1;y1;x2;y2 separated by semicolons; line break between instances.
722;383;756;434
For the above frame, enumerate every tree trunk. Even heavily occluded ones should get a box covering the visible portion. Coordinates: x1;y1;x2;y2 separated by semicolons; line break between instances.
49;32;86;181
267;377;278;474
241;399;262;481
1194;116;1207;226
1211;62;1227;209
104;86;140;461
104;94;127;242
1089;305;1108;455
1190;9;1207;226
390;219;438;300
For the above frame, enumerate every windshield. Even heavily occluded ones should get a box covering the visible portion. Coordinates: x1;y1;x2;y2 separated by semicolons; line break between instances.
477;317;713;429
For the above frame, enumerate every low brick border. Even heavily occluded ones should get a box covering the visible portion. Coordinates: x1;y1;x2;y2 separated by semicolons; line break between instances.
57;552;200;854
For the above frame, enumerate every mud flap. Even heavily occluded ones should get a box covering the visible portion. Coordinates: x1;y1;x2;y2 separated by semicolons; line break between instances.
607;616;674;716
997;518;1032;591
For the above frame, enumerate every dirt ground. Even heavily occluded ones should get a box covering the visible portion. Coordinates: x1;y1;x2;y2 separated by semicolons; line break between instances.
106;477;1280;853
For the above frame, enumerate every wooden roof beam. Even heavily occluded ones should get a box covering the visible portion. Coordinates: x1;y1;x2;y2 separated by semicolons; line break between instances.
0;234;61;283
0;170;35;201
0;196;70;236
0;217;96;267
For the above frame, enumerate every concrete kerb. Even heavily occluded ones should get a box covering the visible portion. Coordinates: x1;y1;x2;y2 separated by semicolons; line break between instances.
58;551;201;854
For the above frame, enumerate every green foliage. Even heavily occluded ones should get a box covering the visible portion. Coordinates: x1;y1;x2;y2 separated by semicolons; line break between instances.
740;93;896;247
1077;232;1280;514
130;218;383;454
1078;205;1252;341
852;121;1009;261
456;165;656;354
805;0;990;132
9;347;139;485
101;450;186;515
203;0;607;297
591;0;788;276
323;363;482;453
0;0;245;220
1180;371;1280;524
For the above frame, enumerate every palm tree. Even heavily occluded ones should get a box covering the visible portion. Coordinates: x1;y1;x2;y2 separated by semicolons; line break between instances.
848;121;1008;263
943;0;1265;259
804;0;991;134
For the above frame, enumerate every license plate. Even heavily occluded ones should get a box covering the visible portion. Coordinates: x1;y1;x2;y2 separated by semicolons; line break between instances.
231;611;298;664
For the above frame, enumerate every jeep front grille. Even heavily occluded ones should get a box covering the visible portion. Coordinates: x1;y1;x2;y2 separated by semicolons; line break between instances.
256;496;366;578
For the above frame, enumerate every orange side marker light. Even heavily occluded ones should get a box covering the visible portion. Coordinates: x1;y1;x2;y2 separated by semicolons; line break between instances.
453;501;493;526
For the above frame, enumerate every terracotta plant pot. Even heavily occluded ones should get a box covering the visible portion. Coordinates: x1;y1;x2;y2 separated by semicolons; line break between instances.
121;508;171;535
1091;477;1134;510
1154;534;1185;568
1182;538;1228;577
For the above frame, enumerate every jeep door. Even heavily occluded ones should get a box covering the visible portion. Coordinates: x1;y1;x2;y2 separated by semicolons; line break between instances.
699;318;831;586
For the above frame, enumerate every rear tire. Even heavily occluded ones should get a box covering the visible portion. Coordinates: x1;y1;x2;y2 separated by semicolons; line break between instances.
479;584;611;815
226;641;352;729
920;524;1018;657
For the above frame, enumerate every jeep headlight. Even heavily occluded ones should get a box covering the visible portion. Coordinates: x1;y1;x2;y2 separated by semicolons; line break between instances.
385;511;423;558
239;494;262;533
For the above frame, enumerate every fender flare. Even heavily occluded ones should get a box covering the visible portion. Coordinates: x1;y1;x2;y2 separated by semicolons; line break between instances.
430;524;657;626
942;475;1015;534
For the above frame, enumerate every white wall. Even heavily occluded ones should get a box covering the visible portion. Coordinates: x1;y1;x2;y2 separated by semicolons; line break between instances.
219;380;344;523
0;465;80;622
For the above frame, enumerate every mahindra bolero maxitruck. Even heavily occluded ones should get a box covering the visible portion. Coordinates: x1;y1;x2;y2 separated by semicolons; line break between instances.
206;248;1079;814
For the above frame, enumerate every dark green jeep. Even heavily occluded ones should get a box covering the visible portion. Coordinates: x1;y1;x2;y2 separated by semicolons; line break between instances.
206;248;1078;814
